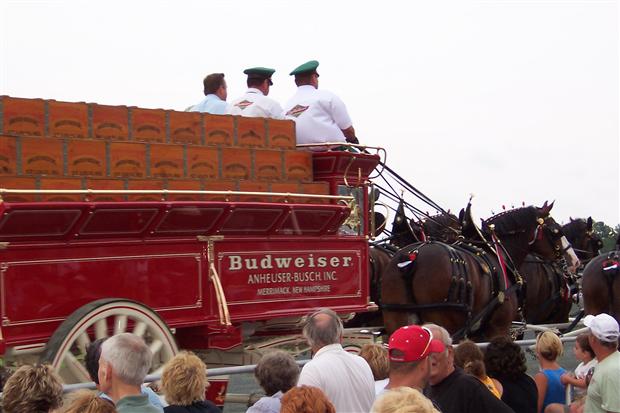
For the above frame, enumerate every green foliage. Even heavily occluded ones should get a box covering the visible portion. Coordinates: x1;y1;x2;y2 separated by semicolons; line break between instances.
592;221;619;252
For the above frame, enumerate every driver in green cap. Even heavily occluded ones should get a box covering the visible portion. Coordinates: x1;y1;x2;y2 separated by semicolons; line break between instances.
283;60;358;147
228;67;283;119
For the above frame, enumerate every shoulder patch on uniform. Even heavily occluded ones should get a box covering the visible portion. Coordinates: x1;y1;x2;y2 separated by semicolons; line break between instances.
235;100;254;110
286;104;309;118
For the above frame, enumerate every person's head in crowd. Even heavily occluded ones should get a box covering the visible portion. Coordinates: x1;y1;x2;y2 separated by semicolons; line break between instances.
302;308;343;353
535;331;563;362
484;336;528;379
280;386;335;413
254;350;299;396
454;339;487;379
62;390;117;413
203;73;227;101
584;313;620;351
161;351;209;406
574;333;595;362
1;364;63;413
387;325;445;390
422;323;454;386
371;386;441;413
359;343;389;381
98;333;152;401
85;338;107;385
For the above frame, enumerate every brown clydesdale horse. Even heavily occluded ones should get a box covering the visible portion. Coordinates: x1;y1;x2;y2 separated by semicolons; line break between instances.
519;218;600;325
581;234;620;323
347;208;461;328
380;202;578;341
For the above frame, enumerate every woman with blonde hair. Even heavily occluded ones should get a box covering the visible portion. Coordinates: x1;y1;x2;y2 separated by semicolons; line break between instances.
359;343;390;394
533;331;566;413
63;390;117;413
161;351;220;413
280;386;335;413
371;386;440;413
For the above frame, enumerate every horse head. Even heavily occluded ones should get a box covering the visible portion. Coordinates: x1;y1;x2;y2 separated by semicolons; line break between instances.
564;216;602;262
483;201;579;271
531;202;581;272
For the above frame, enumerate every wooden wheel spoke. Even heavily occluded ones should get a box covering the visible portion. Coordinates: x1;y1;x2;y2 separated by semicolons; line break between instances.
95;319;108;339
76;332;91;354
114;315;128;335
65;352;91;383
133;321;147;337
150;339;163;357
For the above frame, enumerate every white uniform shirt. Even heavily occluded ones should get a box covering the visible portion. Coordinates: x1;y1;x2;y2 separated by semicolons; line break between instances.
283;85;352;145
297;343;375;413
228;88;284;119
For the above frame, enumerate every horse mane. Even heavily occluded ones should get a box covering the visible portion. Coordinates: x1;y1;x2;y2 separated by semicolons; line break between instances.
423;212;460;228
483;206;538;235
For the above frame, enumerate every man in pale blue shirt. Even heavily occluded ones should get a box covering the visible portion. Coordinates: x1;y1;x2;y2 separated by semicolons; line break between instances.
189;73;228;114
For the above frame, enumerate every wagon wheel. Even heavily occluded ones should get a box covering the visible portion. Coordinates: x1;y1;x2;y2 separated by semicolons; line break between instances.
40;298;178;384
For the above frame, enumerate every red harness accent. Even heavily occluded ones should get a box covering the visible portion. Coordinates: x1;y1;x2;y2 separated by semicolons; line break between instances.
397;250;419;269
491;232;510;289
603;260;619;272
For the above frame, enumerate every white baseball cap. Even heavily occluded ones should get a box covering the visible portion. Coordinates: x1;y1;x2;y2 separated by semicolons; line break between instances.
584;313;620;342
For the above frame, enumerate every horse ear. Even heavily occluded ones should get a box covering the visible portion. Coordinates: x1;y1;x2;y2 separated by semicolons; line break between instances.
458;208;465;223
587;216;593;230
540;200;554;216
569;216;573;222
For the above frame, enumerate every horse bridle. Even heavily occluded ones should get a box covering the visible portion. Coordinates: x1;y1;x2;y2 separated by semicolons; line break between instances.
527;217;568;260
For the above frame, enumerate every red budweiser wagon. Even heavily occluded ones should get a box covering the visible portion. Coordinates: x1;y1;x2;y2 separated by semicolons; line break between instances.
0;96;381;402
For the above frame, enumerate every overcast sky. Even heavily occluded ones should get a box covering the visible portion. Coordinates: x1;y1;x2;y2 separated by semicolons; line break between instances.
1;0;618;226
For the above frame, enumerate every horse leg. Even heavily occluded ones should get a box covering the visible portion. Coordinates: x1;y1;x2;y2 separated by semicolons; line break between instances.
381;258;416;336
481;290;519;340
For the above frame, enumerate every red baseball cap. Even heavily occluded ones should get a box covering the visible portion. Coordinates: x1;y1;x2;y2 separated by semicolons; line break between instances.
388;325;446;362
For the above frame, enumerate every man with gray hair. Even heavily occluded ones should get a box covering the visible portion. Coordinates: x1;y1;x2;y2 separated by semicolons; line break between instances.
583;313;620;413
423;323;514;413
98;333;161;413
297;308;375;412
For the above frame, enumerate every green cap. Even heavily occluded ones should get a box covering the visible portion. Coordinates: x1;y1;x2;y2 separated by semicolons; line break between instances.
289;60;319;76
243;67;275;79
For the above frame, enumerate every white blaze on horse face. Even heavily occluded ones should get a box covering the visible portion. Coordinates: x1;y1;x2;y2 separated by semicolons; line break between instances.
561;236;580;271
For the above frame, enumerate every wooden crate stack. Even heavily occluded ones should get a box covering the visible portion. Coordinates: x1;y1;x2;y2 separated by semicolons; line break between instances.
0;96;330;203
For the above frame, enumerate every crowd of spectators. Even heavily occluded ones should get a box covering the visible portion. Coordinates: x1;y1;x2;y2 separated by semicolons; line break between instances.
0;309;618;413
